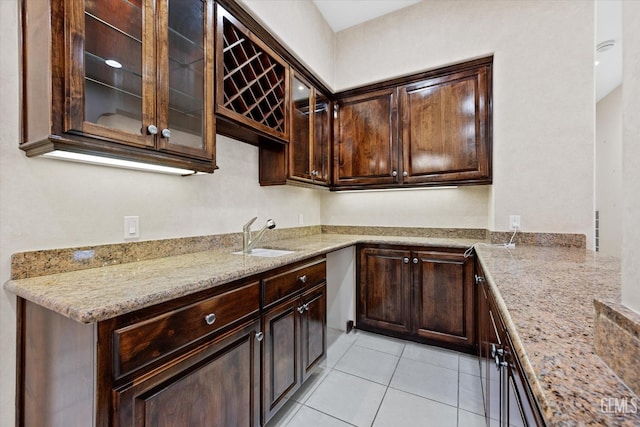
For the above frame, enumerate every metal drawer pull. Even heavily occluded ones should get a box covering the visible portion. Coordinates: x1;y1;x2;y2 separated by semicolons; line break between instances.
298;275;307;284
297;306;305;314
304;303;310;311
147;125;158;135
161;128;171;138
413;258;418;264
256;332;264;342
475;274;485;285
403;257;409;264
204;313;216;325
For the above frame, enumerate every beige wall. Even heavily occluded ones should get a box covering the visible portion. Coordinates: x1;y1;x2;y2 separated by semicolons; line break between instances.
595;85;622;258
329;0;595;245
0;1;327;424
239;0;335;88
622;1;640;313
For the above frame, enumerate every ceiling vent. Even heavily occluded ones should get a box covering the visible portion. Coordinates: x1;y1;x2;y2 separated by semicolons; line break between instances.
596;40;615;52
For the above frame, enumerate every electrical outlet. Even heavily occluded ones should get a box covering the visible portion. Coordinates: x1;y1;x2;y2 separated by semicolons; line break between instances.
509;215;521;230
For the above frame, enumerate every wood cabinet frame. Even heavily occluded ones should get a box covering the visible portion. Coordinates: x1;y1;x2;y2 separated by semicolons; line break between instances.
20;0;217;172
356;244;476;352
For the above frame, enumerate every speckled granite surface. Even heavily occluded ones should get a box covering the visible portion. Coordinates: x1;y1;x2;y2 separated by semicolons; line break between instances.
6;233;636;425
594;299;640;397
4;233;477;323
475;245;640;426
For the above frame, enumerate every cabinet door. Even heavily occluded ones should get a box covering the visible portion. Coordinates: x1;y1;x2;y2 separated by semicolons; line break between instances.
156;0;215;160
357;247;411;334
312;91;332;185
334;89;399;186
72;0;156;148
262;298;300;424
399;66;491;184
301;283;327;382
114;319;261;427
289;74;312;181
411;250;475;349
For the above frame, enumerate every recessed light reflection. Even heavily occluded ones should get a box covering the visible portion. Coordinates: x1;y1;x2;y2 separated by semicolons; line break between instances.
594;60;600;66
105;59;123;69
298;85;305;91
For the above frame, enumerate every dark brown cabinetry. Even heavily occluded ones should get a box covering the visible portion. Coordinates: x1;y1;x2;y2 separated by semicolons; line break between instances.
215;4;290;143
476;262;545;427
357;245;475;351
334;89;398;186
334;57;492;189
21;0;216;172
288;73;332;186
261;258;327;424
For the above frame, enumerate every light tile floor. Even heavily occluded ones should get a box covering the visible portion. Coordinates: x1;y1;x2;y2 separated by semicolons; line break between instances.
266;328;489;427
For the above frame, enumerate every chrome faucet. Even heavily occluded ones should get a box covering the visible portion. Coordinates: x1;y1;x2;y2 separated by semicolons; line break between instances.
243;217;276;253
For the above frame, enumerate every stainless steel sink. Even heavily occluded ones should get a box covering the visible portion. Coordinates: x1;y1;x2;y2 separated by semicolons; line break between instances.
232;248;295;257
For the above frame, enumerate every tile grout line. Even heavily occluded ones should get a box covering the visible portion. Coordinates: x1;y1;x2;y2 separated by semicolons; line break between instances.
369;343;405;426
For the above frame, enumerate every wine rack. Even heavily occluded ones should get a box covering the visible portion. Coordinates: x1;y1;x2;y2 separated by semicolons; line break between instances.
216;5;289;141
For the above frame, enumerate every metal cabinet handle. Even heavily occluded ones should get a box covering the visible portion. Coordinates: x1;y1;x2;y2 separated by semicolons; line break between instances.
403;257;409;264
403;171;408;177
475;274;485;285
304;303;310;311
412;258;418;264
392;170;398;177
495;355;508;369
147;125;158;135
297;306;305;314
298;275;307;284
161;128;171;138
204;313;216;325
256;332;264;342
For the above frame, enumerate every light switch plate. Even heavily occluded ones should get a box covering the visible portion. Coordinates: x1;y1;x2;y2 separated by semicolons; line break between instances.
124;216;139;239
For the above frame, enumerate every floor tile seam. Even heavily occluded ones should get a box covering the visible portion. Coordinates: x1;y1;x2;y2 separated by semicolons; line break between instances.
398;353;461;374
297;403;359;427
386;384;461;412
353;341;405;357
368;383;392;427
291;369;331;405
331;365;396;387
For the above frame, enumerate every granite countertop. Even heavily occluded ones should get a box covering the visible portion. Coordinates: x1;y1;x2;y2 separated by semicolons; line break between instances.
3;233;476;323
5;233;638;425
475;245;640;426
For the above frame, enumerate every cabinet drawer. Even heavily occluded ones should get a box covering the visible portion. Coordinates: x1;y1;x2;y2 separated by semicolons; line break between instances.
263;258;326;308
113;281;260;379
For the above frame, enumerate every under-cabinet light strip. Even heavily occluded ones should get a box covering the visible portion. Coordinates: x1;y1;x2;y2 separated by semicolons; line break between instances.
42;151;203;176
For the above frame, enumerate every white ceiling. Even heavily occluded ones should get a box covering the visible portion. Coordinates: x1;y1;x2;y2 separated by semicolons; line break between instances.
311;0;622;103
312;0;421;32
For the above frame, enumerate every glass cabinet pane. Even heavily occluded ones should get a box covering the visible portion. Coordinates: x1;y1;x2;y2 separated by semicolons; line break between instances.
291;76;311;177
84;0;144;135
166;0;205;150
313;92;330;182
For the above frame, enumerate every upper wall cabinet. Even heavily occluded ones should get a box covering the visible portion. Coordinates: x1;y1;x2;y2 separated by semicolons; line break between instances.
215;4;290;143
399;65;491;185
289;72;332;186
21;0;216;173
333;57;493;189
333;88;398;186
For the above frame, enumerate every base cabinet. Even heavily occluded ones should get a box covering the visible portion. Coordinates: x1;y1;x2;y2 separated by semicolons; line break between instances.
17;256;327;427
357;244;475;351
114;320;261;427
261;258;327;425
476;262;545;427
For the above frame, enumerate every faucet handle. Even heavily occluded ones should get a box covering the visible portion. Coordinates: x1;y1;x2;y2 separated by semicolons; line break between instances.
243;217;257;231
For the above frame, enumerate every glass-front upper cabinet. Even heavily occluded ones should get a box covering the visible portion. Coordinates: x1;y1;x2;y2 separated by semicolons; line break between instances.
288;72;331;186
71;0;214;160
290;75;312;180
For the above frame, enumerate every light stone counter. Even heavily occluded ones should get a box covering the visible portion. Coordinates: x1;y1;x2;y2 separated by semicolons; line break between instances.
5;233;638;426
475;245;640;426
3;233;477;323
